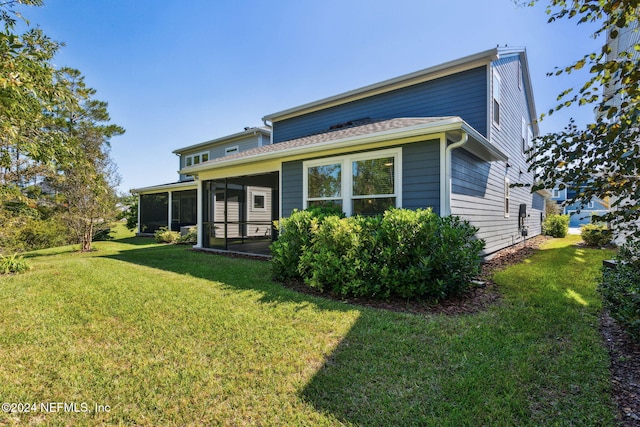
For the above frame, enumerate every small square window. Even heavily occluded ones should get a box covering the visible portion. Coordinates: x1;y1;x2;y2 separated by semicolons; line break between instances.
185;157;192;167
254;195;265;209
202;153;209;162
193;155;200;164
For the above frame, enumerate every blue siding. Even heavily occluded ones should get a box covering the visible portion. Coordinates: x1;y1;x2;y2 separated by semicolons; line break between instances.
450;54;543;256
281;161;303;217
451;149;490;198
402;140;440;214
273;67;488;143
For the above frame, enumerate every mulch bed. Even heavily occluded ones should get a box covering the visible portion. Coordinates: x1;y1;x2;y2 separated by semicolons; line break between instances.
193;235;639;423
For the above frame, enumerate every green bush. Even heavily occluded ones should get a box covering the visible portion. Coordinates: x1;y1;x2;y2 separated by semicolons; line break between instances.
0;253;30;274
599;241;640;342
273;208;485;300
154;227;180;243
581;223;612;247
17;218;71;251
271;209;323;281
177;228;197;245
543;214;570;237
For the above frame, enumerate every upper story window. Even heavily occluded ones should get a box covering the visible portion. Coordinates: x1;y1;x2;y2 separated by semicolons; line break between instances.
522;119;534;154
493;72;501;127
552;188;561;199
184;151;209;167
303;148;401;217
225;146;239;155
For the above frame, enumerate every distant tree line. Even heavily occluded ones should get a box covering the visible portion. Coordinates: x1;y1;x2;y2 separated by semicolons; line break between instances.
1;0;124;253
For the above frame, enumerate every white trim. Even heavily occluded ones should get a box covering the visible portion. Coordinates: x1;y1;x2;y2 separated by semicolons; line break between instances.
137;194;142;234
172;127;270;154
492;70;501;128
225;146;239;155
195;178;203;248
439;136;447;216
185;151;210;167
302;148;402;217
181;118;507;175
250;190;267;212
132;180;197;194
167;191;173;229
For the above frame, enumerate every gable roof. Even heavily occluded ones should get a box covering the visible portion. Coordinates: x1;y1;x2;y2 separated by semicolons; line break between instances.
263;47;538;135
179;117;507;176
172;126;271;155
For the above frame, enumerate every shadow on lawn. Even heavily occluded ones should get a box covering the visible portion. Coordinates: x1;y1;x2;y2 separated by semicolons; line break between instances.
102;240;610;426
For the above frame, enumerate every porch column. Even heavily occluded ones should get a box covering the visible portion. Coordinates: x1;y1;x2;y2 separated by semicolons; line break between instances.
167;191;172;230
195;178;203;248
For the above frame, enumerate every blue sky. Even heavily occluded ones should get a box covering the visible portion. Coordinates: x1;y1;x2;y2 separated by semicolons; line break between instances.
20;0;602;193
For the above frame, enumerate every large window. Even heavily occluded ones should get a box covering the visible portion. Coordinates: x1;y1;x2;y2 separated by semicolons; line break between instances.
303;149;401;216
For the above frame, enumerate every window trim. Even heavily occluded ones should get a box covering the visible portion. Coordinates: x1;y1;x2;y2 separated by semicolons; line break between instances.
184;151;209;167
302;148;402;216
251;191;267;212
492;71;501;127
225;145;239;155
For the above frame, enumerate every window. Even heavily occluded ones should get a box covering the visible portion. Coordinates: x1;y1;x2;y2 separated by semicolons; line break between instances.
587;201;595;209
493;72;501;126
303;148;401;216
251;191;266;211
552;188;561;199
225;146;239;155
184;151;209;167
504;177;510;217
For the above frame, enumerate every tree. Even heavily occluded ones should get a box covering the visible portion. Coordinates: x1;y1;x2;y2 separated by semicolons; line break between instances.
52;68;124;252
523;0;639;242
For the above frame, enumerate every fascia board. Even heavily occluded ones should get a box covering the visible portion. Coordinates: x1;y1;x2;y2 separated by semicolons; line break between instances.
180;118;468;175
132;181;197;194
172;128;271;154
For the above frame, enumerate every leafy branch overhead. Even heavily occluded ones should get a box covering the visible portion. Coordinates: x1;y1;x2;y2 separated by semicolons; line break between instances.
522;0;639;241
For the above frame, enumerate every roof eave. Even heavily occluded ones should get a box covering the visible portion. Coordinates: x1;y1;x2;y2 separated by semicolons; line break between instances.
263;48;500;123
172;127;271;155
180;117;508;175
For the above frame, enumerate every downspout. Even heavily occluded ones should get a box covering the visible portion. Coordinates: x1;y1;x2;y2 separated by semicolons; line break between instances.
443;132;468;216
262;118;274;145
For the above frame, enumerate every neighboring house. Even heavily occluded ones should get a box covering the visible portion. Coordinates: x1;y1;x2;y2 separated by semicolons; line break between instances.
137;47;544;257
550;186;609;227
133;127;271;234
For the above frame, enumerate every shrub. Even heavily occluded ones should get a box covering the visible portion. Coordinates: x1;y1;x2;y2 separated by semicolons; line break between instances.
17;218;71;251
271;209;322;281
581;223;612;247
0;253;31;274
599;241;640;342
543;214;570;237
92;226;114;242
274;208;485;300
154;227;180;243
177;228;197;245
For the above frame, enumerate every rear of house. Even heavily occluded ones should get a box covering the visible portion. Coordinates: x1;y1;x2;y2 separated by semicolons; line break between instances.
136;47;543;257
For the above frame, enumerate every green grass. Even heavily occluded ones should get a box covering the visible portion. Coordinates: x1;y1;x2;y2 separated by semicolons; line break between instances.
0;232;617;425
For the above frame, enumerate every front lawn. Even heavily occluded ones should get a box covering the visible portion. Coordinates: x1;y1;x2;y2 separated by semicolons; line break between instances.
0;233;617;425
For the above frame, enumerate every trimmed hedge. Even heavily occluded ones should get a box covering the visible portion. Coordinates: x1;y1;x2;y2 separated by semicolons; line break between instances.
543;214;570;238
599;241;640;342
271;208;485;300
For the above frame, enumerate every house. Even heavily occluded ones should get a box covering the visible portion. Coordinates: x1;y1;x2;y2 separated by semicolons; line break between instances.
550;186;610;227
133;127;271;234
135;47;544;257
